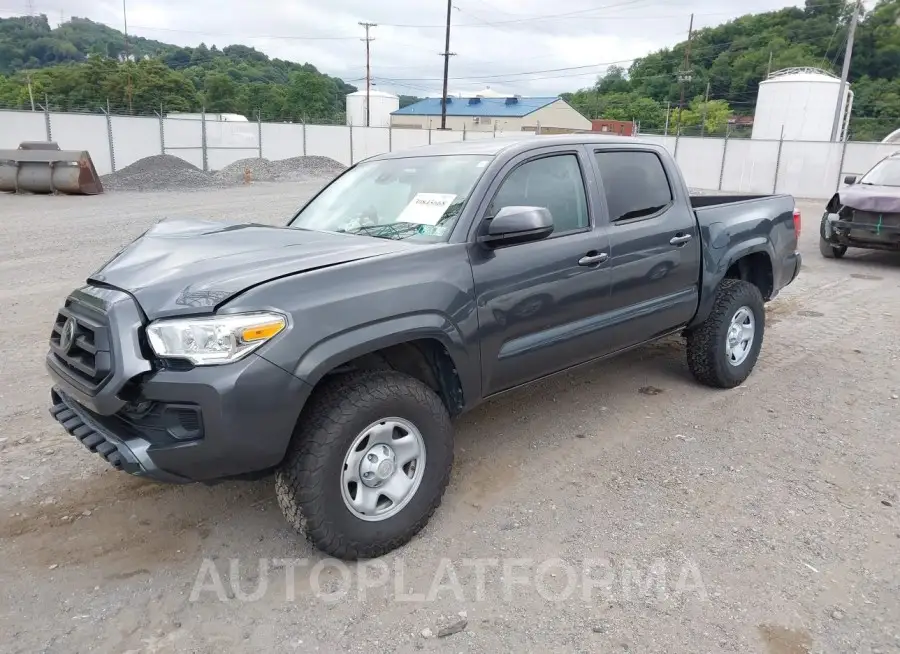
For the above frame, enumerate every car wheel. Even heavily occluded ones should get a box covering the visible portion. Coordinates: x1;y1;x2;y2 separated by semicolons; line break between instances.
275;370;453;560
686;279;765;389
819;236;847;259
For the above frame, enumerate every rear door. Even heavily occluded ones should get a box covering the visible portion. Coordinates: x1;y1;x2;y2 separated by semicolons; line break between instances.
587;147;702;352
468;145;613;395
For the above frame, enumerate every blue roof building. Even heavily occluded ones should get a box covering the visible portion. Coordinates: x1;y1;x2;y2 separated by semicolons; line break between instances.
390;96;592;133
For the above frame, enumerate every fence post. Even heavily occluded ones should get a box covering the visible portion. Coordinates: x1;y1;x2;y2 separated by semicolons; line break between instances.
349;124;354;165
302;119;307;156
493;122;497;138
463;124;467;141
257;109;263;159
103;100;116;174
717;130;729;191
773;127;784;194
43;94;52;141
536;121;541;135
200;107;209;172
835;138;849;192
388;125;392;152
428;128;432;145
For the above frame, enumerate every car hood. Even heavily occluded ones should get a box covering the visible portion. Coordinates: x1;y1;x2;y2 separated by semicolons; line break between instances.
89;218;414;319
838;184;900;213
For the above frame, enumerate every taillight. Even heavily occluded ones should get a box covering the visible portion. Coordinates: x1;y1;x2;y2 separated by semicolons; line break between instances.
792;207;801;240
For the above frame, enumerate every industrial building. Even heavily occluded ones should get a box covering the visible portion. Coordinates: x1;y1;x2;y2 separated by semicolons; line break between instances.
390;96;592;133
751;67;853;142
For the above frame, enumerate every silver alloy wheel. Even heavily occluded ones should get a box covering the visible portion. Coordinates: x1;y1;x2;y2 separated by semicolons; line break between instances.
340;417;426;522
725;305;755;366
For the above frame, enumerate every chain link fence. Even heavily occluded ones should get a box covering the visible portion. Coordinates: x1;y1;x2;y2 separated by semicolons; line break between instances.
1;103;896;199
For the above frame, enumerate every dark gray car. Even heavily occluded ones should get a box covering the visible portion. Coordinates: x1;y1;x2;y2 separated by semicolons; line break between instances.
47;135;802;559
821;152;900;257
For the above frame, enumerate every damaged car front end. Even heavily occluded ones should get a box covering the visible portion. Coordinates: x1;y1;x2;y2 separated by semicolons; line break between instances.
820;155;900;258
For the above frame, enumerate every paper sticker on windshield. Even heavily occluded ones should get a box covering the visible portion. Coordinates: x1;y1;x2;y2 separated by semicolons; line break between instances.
397;193;457;226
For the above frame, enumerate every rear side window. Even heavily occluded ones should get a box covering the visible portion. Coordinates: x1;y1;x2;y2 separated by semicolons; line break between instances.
594;151;673;222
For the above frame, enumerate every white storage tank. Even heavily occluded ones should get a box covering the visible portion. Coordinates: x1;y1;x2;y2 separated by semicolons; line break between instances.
346;90;400;128
751;67;853;142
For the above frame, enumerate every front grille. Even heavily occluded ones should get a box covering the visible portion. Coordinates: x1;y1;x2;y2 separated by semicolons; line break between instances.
850;210;900;229
48;297;112;391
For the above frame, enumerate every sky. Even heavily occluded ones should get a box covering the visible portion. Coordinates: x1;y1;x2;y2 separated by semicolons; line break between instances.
3;0;827;96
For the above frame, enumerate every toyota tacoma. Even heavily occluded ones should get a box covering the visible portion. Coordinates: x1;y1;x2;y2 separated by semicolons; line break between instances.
47;136;802;559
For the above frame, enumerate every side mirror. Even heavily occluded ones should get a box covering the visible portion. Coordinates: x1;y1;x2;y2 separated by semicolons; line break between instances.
478;206;554;246
843;175;857;185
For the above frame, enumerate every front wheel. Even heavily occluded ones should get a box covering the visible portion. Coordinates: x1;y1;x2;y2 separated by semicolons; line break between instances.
275;370;454;560
686;279;765;389
819;235;847;259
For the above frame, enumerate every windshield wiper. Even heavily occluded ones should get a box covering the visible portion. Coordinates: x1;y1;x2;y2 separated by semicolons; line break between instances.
337;222;424;240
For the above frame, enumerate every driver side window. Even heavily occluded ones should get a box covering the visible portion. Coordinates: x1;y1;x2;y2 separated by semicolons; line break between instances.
487;153;590;235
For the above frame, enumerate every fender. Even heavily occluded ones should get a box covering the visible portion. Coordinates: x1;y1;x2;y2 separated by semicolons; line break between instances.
292;312;480;409
691;237;774;327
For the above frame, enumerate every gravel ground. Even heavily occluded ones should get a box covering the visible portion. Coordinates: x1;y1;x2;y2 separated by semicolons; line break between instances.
101;154;346;191
0;188;899;654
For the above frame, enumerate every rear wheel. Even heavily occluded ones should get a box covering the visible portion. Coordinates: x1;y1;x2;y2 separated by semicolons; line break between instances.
686;279;765;389
275;370;453;560
819;235;847;259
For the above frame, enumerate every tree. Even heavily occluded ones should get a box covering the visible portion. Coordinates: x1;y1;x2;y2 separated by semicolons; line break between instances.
204;72;238;112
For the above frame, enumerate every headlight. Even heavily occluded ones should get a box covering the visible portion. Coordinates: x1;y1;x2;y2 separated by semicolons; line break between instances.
146;311;286;366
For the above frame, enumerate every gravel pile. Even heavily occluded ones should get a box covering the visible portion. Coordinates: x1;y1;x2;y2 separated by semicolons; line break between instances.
103;154;347;191
268;155;347;180
101;155;221;192
214;158;277;185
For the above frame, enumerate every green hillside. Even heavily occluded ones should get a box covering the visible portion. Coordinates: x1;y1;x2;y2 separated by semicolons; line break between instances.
0;15;356;121
563;0;900;140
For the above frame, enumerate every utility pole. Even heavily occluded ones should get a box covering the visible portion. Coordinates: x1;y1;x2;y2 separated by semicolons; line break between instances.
359;22;377;127
700;80;710;137
767;50;773;77
676;13;694;136
664;100;671;136
831;0;861;142
123;0;133;113
439;0;455;130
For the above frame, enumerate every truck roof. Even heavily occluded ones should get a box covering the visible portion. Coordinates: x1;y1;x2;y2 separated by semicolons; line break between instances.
366;134;660;161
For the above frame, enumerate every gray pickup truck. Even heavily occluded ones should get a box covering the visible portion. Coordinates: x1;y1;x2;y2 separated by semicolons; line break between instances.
47;136;801;559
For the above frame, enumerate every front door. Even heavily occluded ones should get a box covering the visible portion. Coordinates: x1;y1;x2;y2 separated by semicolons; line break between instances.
469;147;612;396
588;147;702;352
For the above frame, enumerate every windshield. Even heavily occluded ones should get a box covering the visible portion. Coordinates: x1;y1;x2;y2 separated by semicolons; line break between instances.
860;157;900;187
289;154;492;241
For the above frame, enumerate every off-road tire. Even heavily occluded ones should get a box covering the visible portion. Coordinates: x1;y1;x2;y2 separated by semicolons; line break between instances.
819;235;847;259
686;279;765;389
275;370;453;560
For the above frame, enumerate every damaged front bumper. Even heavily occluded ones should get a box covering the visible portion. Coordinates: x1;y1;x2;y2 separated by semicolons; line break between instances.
822;211;900;251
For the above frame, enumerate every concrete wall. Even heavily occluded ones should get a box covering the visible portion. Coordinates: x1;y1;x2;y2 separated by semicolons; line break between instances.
0;108;895;200
391;113;524;133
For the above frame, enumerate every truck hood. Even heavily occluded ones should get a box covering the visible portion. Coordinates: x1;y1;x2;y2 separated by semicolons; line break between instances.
838;184;900;213
89;218;413;319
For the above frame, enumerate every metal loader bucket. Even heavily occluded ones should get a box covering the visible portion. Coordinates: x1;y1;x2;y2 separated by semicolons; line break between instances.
0;141;104;195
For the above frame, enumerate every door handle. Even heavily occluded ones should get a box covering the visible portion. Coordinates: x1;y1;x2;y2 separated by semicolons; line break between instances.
670;234;692;246
578;252;608;266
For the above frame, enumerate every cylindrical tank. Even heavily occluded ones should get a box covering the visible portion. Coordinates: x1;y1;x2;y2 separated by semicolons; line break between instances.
346;90;400;128
751;68;852;141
